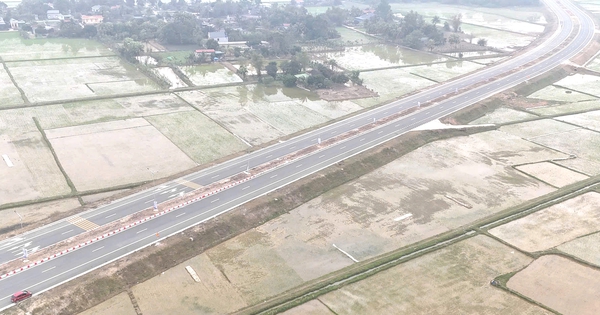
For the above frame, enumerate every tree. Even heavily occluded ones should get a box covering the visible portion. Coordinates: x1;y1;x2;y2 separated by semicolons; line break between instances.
375;0;391;19
237;64;248;80
349;70;362;85
451;14;462;32
443;21;450;31
331;73;349;84
280;60;302;75
327;59;338;70
206;38;219;50
282;74;297;87
431;16;440;26
82;25;97;38
403;30;425;49
119;38;144;61
159;13;201;45
477;38;488;46
250;53;264;77
266;61;278;79
296;51;310;72
449;34;461;48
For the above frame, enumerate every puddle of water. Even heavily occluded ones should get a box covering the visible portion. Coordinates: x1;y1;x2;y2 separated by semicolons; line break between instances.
152;67;188;89
0;32;112;60
318;44;446;70
180;64;243;86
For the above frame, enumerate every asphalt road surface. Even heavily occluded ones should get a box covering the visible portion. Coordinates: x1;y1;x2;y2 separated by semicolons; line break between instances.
0;0;595;310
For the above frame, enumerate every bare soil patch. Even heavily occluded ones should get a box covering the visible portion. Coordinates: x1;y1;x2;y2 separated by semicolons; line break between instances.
315;85;378;102
507;255;600;315
489;192;600;252
516;162;589;187
77;292;136;315
133;253;247;315
317;235;544;314
571;33;600;66
0;131;71;205
47;118;196;191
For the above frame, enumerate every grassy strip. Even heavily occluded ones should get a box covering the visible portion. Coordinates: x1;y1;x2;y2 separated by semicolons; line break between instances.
441;97;505;124
169;65;196;87
2;54;116;64
137;64;171;89
32;117;76;194
513;66;570;96
2;58;30;105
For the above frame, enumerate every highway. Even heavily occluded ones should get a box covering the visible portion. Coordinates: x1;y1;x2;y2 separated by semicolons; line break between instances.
0;0;595;310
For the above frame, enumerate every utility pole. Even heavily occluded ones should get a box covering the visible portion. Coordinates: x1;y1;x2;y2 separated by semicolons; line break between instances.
147;168;158;211
14;210;22;229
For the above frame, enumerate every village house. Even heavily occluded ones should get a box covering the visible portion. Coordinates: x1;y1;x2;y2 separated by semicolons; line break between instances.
91;5;102;13
81;15;104;24
46;9;62;20
208;30;228;43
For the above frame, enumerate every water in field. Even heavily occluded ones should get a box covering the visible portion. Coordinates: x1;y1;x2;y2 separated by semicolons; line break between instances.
0;31;113;61
179;64;243;86
317;44;447;71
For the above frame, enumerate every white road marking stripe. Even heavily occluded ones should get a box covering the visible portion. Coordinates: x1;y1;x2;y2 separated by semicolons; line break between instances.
105;213;116;219
242;186;250;190
175;213;186;218
211;174;219;179
42;266;56;273
340;146;346;150
290;146;296;150
265;155;272;159
92;246;104;252
319;155;325;158
270;174;278;178
296;164;303;168
61;229;74;235
410;118;415;121
211;199;219;203
136;228;148;234
378;131;383;134
359;138;365;142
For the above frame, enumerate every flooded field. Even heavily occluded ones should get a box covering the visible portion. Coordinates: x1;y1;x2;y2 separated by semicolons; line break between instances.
317;45;447;70
335;27;380;45
152;67;188;89
6;57;160;103
0;32;113;61
460;24;536;51
179;64;243;86
393;4;544;35
178;85;365;145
